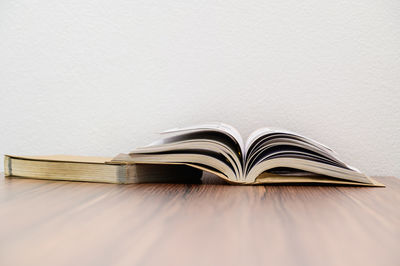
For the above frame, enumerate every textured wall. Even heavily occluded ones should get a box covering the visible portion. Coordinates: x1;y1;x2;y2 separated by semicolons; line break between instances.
1;1;399;175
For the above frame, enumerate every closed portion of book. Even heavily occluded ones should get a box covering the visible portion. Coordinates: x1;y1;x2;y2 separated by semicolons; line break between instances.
4;155;202;184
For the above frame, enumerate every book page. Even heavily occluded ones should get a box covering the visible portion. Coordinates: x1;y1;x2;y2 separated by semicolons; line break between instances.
246;127;333;152
159;122;245;157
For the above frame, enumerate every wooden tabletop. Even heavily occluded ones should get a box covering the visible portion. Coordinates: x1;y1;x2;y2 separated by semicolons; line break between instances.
0;173;399;266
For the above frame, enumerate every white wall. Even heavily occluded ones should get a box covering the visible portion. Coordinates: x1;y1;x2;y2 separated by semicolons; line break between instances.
1;1;399;176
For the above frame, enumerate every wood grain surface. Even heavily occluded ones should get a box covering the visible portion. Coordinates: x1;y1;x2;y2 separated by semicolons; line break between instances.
0;173;399;266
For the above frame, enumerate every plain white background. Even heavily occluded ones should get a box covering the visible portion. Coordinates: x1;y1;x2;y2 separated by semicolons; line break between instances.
0;1;399;176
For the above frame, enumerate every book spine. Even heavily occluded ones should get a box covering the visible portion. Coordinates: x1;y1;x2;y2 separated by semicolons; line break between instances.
4;155;11;176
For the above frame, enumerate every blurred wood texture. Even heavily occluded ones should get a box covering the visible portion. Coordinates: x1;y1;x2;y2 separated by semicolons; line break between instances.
0;173;399;266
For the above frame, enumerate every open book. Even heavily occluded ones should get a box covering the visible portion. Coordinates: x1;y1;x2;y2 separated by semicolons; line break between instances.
112;123;383;186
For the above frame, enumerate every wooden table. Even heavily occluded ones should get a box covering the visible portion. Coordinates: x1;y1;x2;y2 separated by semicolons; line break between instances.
0;173;399;266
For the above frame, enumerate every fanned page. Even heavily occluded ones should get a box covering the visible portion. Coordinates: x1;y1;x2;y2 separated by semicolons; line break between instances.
130;122;244;182
157;122;245;156
124;123;383;186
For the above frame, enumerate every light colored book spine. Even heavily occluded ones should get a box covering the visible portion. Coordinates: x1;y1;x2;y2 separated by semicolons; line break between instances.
4;155;11;176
